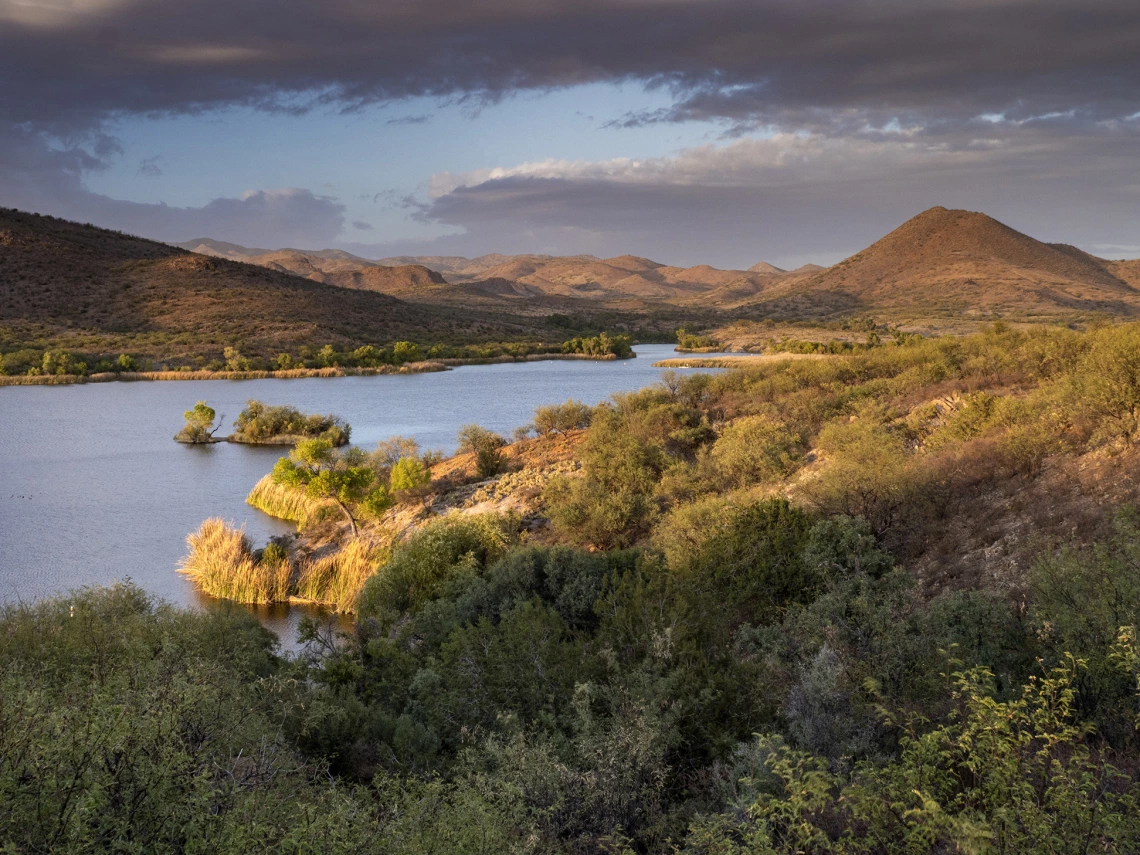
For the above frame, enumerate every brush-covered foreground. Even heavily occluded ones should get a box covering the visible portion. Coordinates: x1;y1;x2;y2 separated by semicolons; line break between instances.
12;509;1140;852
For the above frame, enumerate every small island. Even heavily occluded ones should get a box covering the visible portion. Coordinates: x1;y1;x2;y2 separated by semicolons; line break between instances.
175;400;350;446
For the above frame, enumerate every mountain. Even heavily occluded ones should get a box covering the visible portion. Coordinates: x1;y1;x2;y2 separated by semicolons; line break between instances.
778;207;1140;318
0;208;524;362
242;249;447;294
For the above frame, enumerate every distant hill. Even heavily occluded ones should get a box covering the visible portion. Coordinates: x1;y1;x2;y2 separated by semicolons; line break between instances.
0;209;522;363
775;207;1140;318
243;249;447;294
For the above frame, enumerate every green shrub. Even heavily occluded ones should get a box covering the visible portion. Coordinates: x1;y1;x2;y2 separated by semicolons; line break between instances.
709;414;802;488
458;424;508;478
532;399;593;435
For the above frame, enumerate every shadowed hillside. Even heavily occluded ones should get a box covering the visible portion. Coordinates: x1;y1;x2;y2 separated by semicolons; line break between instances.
0;208;533;363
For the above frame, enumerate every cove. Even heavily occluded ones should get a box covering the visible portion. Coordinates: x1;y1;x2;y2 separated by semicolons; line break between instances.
0;344;727;642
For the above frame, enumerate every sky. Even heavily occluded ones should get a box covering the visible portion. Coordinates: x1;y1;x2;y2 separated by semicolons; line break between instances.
1;0;1139;269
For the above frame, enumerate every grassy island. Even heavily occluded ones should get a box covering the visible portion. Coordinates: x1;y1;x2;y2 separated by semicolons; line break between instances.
229;400;350;446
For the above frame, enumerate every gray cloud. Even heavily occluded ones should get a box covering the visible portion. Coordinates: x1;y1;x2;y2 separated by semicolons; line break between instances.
362;123;1140;268
2;1;1138;133
0;127;345;246
137;155;163;177
1;0;1138;255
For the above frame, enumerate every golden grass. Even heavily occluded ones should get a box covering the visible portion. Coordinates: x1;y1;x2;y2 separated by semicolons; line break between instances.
652;354;830;368
296;539;388;612
246;474;331;524
178;518;294;604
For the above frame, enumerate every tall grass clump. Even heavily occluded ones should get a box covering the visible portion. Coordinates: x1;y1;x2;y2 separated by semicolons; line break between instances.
246;474;331;524
178;519;293;604
296;539;388;612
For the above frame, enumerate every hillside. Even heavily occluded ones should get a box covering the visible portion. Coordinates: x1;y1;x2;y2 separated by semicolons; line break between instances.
774;207;1140;319
0;209;531;364
244;249;447;294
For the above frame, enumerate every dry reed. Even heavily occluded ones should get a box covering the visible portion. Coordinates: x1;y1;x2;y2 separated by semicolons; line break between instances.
178;518;294;604
652;354;829;369
295;539;387;612
246;474;330;524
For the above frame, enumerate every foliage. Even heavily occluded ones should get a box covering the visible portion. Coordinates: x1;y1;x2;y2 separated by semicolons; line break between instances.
272;438;388;535
389;456;432;492
532;398;594;435
175;399;221;443
458;423;508;478
560;332;633;358
232;399;350;445
709;414;802;488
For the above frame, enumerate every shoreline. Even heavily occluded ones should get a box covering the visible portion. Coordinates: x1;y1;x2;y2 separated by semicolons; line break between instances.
0;351;635;387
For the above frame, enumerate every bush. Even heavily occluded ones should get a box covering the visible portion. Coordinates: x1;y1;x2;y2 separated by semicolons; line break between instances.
232;400;350;445
709;414;802;488
389;456;431;492
458;424;508;478
356;513;518;627
532;399;593;435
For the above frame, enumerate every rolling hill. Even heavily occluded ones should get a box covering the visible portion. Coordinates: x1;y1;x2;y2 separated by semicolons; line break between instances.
0;208;535;363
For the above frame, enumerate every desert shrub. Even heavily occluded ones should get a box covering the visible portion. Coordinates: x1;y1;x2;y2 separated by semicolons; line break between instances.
804;418;934;536
1030;508;1140;740
356;513;518;627
1073;324;1140;444
532;399;593;435
680;498;818;622
458;424;508;478
545;407;667;549
652;493;735;570
710;414;802;488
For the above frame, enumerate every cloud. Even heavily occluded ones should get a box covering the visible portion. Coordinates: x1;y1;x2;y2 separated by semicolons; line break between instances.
1;1;1137;134
1;0;1138;255
381;125;1140;268
137;155;162;177
0;126;345;246
351;220;373;231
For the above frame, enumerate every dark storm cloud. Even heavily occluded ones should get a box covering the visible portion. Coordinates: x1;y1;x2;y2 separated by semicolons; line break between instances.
2;0;1138;132
2;0;1138;255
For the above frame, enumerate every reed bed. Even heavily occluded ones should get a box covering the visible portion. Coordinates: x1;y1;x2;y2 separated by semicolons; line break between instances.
652;353;830;369
296;539;388;612
0;363;449;386
246;475;330;524
178;518;294;604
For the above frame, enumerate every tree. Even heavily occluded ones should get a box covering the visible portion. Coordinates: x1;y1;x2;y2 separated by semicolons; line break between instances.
390;456;431;492
271;438;387;536
175;401;222;443
458;424;507;478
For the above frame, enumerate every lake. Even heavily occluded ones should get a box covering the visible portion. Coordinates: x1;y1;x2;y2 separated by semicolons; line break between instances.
0;344;725;641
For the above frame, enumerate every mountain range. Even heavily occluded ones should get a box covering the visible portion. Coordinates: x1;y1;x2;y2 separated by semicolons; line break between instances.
177;207;1140;321
3;204;1138;365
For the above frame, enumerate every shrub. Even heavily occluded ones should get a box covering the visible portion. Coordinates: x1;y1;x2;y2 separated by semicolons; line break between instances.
232;400;350;445
356;513;518;627
532;399;593;435
710;414;802;488
458;424;508;478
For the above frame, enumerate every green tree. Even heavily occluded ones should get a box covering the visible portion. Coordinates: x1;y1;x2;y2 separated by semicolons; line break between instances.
392;341;423;363
175;400;222;443
390;456;431;492
271;438;386;536
223;346;251;371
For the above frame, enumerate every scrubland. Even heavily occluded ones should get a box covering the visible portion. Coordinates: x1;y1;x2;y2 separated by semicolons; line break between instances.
13;322;1140;851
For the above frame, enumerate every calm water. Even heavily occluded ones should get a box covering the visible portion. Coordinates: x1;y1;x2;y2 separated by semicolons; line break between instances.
0;345;723;641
